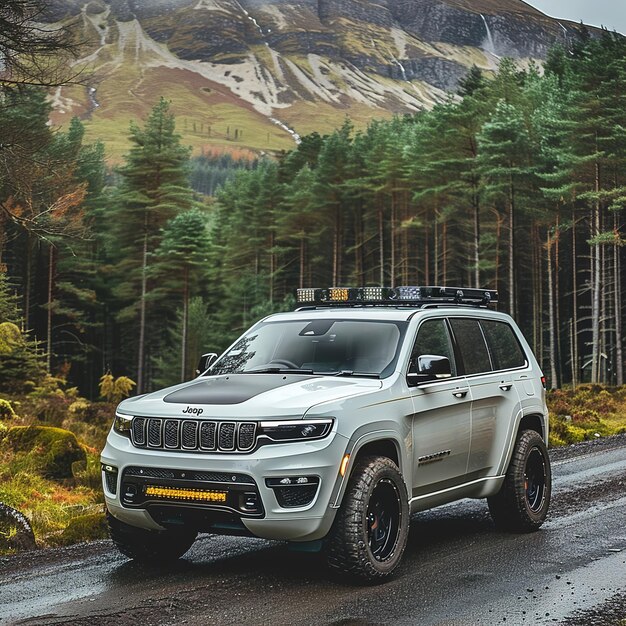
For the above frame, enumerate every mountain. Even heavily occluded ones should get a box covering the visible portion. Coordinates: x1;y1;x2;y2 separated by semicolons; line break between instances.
46;0;594;159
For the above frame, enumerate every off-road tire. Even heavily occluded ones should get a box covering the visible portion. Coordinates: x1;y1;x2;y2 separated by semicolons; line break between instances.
488;429;551;532
326;455;409;583
107;512;197;562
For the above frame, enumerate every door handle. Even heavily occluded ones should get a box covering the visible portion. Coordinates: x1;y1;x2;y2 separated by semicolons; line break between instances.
499;384;513;391
453;390;468;398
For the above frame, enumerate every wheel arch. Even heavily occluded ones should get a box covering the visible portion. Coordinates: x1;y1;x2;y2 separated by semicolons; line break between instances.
518;413;546;441
329;430;407;509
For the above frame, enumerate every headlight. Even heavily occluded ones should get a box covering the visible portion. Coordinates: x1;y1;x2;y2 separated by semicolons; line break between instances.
259;419;333;442
113;412;133;436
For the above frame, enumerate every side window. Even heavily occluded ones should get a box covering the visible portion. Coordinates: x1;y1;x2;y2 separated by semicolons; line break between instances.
448;318;492;375
410;319;457;377
480;320;527;371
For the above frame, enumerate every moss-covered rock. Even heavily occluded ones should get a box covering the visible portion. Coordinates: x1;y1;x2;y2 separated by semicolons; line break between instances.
50;512;108;546
2;426;86;479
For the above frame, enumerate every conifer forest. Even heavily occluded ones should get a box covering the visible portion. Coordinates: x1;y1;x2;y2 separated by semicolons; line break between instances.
1;16;626;399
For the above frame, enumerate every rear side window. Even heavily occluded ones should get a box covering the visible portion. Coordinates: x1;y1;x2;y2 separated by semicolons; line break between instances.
480;320;527;370
448;318;491;375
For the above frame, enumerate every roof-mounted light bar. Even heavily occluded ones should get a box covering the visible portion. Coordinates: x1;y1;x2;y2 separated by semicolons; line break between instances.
296;286;498;307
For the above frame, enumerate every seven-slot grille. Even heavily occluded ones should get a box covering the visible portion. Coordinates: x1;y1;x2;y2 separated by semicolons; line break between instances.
131;417;257;453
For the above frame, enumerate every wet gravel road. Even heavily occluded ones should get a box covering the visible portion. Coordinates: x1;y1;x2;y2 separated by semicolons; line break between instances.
1;435;625;626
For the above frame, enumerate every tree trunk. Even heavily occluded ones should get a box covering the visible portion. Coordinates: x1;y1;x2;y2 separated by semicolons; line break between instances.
571;212;578;387
46;244;55;373
24;234;32;329
137;227;148;395
442;220;448;285
378;206;384;285
473;193;480;288
614;214;624;386
508;175;515;317
555;213;562;387
269;231;275;305
434;209;439;285
180;266;189;383
590;159;601;384
547;231;557;389
299;238;305;289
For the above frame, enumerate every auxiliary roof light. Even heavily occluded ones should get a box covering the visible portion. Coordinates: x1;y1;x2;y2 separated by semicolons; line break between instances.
296;286;498;306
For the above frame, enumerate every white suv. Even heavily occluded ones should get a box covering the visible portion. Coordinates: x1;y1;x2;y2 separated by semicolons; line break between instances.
101;286;550;581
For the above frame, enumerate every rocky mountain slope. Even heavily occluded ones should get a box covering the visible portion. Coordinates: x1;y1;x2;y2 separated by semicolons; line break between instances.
46;0;591;158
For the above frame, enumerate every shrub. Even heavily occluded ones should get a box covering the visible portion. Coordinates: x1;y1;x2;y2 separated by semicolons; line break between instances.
49;511;108;546
0;398;16;420
99;373;136;404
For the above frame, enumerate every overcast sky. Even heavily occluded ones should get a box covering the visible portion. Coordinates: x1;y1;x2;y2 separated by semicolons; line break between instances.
525;1;626;34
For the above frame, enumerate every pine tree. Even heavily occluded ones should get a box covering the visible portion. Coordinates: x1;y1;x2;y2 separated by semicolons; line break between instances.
0;270;45;391
109;98;195;393
153;209;210;382
477;100;534;317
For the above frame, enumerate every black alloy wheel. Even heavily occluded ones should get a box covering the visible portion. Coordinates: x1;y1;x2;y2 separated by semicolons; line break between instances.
524;447;547;513
367;478;401;562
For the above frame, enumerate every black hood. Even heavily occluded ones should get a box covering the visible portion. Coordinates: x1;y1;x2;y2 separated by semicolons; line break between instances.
163;374;318;405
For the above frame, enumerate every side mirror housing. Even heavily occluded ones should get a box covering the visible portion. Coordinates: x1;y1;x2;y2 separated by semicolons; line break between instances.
407;355;452;386
196;352;218;376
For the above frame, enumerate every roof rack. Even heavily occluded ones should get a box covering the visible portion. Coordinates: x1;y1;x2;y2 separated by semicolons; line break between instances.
295;286;498;309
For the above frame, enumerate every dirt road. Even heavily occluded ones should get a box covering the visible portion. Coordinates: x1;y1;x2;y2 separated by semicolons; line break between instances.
1;435;625;626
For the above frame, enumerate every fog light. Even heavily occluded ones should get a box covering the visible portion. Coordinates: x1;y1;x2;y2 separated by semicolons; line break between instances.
240;492;259;512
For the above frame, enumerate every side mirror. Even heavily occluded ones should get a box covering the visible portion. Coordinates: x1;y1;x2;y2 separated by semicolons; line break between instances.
407;355;452;386
196;352;218;376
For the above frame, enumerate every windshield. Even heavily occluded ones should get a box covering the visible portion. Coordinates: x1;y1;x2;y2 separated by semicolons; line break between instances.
208;319;407;378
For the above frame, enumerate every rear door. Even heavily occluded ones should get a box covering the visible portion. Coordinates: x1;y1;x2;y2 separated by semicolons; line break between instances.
448;317;522;476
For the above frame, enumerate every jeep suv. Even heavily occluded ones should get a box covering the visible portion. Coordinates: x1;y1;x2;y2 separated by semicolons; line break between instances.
101;286;551;581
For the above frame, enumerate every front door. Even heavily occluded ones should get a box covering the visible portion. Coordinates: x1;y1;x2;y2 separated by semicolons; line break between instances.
408;318;471;493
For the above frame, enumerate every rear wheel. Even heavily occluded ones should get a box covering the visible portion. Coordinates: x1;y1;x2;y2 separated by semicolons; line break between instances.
488;429;551;532
326;456;409;582
107;512;197;562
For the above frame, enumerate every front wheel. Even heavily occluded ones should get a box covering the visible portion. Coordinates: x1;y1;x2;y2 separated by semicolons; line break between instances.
488;429;551;532
325;456;409;582
107;512;197;563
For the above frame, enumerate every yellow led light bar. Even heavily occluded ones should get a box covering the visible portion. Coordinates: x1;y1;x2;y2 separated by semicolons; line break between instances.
329;287;350;302
145;485;227;503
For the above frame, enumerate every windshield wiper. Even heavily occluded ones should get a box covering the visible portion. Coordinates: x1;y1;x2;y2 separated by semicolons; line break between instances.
246;367;315;374
329;370;380;379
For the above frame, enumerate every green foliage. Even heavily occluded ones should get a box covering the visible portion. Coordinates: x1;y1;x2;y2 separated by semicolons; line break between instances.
98;373;136;404
546;385;626;446
152;296;213;388
1;426;86;479
49;511;108;547
0;398;16;420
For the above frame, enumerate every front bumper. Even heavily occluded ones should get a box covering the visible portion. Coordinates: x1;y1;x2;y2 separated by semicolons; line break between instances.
101;428;349;542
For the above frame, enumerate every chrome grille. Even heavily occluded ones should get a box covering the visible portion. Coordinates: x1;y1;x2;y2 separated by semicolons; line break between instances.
164;420;179;448
133;417;146;445
131;418;258;453
147;419;162;447
219;423;236;451
238;423;257;451
181;421;198;449
200;422;216;450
